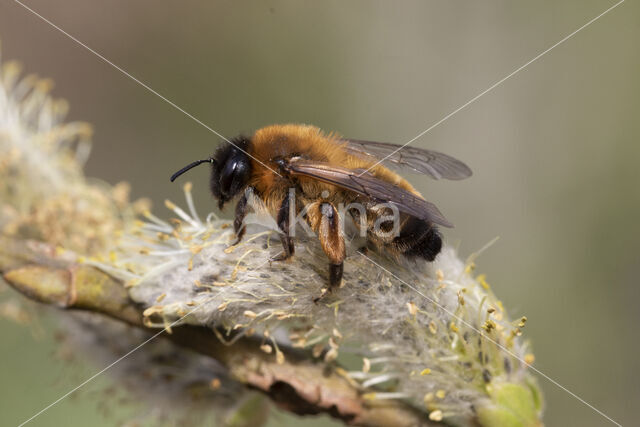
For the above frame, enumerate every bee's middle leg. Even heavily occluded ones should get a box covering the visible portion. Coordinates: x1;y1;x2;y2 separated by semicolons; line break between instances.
271;193;295;261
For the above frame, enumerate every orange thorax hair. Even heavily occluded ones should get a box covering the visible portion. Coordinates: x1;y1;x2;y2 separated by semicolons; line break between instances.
248;124;421;212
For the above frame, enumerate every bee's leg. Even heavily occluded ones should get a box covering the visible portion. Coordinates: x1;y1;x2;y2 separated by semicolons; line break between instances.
271;194;295;262
307;202;346;300
231;193;248;246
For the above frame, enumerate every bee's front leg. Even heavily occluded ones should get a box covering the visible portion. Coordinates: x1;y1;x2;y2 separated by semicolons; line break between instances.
231;193;248;246
271;193;295;261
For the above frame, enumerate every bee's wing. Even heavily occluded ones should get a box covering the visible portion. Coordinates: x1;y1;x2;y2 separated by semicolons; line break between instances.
343;139;472;180
287;161;453;228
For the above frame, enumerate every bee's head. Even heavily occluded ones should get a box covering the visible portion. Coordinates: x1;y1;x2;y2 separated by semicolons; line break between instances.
209;137;252;209
170;136;252;210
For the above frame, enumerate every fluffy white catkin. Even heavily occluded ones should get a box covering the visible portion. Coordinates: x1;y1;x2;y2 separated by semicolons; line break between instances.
0;48;543;426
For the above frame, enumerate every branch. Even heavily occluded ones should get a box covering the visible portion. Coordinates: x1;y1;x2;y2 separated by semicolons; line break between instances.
1;235;432;427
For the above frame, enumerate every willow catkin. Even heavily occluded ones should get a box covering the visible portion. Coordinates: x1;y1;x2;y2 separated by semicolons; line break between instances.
0;48;543;427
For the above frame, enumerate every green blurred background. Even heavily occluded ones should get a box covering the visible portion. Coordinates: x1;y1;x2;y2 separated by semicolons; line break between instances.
1;1;638;426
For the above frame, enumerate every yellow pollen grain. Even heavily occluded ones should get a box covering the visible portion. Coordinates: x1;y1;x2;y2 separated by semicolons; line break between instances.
292;338;307;348
449;322;459;332
518;316;528;328
429;410;443;422
476;273;490;290
155;293;166;303
164;199;177;210
407;301;418;316
524;353;535;364
188;258;194;271
423;392;435;404
36;78;54;92
324;347;338;362
482;320;496;332
464;262;476;274
244;310;257;319
436;390;446;399
428;321;437;334
457;291;465;306
420;368;431;375
436;269;444;281
312;344;324;358
125;279;139;288
260;344;273;354
142;306;163;318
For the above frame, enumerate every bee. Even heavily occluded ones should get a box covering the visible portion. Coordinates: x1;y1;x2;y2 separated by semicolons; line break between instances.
170;124;471;296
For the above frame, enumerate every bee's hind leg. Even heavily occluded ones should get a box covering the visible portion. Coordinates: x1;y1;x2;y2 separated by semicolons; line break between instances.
271;193;295;262
307;202;346;301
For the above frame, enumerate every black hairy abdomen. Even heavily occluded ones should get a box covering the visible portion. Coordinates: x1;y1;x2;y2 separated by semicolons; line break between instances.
391;217;442;261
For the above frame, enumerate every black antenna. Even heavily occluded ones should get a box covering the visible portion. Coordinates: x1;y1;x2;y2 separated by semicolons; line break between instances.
170;158;214;182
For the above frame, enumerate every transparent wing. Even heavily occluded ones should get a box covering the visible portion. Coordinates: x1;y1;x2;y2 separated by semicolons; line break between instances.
343;139;472;180
286;160;453;228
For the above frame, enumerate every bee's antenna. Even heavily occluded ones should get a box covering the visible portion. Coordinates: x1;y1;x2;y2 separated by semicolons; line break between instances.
170;158;214;182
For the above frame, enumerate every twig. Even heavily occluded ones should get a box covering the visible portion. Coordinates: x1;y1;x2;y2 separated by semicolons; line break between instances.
1;235;434;427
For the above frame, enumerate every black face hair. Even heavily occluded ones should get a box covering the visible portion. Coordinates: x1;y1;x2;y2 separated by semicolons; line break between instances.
209;137;252;210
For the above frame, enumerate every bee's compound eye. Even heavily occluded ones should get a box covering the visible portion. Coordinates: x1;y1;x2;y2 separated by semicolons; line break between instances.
219;153;251;199
219;160;237;197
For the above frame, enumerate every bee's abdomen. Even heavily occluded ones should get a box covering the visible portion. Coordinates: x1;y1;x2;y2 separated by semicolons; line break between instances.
390;217;442;261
